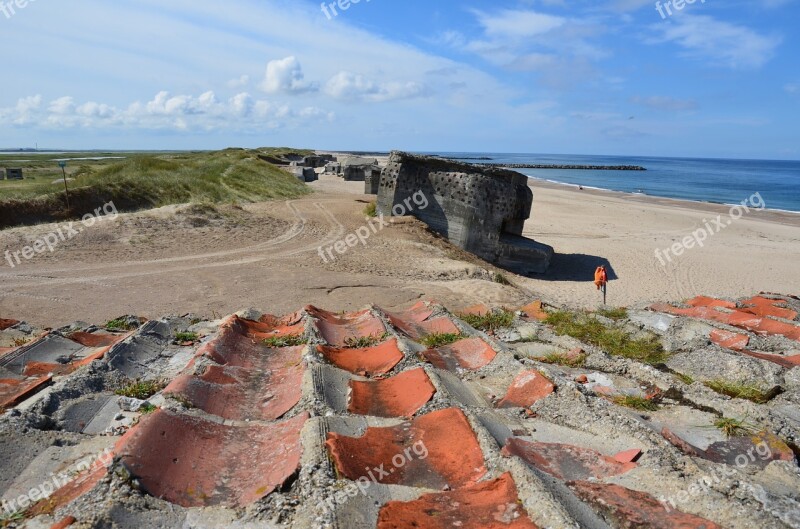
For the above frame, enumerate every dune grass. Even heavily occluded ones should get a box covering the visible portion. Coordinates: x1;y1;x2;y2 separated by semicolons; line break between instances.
0;148;312;228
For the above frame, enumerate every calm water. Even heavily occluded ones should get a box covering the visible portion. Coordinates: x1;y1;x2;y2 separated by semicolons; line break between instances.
430;152;800;213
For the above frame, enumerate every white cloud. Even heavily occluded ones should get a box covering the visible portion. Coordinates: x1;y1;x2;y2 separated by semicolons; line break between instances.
785;83;799;94
648;15;781;69
325;72;428;103
260;56;317;95
472;9;566;38
0;90;333;133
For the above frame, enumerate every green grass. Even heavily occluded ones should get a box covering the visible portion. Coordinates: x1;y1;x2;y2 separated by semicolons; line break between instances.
544;310;667;365
0;148;312;229
714;417;752;437
674;372;695;385
704;380;772;404
493;273;511;285
115;379;165;400
540;351;588;367
1;511;25;527
597;307;629;321
263;334;308;348
139;403;158;414
105;318;138;331
363;201;377;218
459;310;515;333
612;395;659;411
174;332;199;342
344;333;388;348
419;333;463;348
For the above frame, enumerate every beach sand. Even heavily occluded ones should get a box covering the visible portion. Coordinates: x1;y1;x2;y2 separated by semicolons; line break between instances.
519;179;800;308
0;172;797;325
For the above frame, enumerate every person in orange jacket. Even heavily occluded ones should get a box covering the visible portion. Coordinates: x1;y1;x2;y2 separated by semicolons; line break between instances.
594;266;608;290
595;265;608;304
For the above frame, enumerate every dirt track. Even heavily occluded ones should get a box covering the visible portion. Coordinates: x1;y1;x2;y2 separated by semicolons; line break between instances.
0;178;527;327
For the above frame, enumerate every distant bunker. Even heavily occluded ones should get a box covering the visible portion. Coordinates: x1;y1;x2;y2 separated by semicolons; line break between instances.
377;151;553;274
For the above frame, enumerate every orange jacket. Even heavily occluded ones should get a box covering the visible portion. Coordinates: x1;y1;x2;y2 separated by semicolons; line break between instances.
594;266;607;290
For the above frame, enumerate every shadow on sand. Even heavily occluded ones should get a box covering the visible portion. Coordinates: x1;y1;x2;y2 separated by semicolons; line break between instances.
511;253;618;282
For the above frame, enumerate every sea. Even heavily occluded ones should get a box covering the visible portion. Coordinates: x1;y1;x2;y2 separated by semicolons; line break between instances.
429;153;800;214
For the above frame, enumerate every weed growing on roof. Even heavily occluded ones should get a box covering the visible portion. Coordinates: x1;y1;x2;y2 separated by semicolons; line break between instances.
105;318;138;331
714;417;754;437
139;403;158;414
612;395;659;411
597;307;629;321
363;201;377;218
419;333;462;348
704;380;772;404
540;351;587;367
459;309;515;333
263;334;307;348
344;333;389;348
674;372;695;385
544;310;667;365
11;337;30;347
115;379;165;400
493;273;511;285
174;332;199;343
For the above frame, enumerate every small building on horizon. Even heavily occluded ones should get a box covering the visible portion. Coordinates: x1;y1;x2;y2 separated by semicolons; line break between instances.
4;168;23;180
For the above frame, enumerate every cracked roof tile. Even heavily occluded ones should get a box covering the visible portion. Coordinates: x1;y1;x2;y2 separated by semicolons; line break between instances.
317;338;404;376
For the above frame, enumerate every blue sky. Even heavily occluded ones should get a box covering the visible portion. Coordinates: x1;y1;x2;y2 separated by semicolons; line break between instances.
1;0;798;158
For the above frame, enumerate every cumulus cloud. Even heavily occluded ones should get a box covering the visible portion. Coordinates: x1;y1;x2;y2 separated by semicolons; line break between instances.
648;15;781;69
0;90;333;132
325;72;428;103
261;56;317;95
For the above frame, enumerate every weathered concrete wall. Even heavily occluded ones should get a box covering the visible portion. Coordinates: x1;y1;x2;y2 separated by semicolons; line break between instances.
377;152;553;273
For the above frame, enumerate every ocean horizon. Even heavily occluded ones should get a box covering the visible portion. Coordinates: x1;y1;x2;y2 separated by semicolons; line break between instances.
430;152;800;214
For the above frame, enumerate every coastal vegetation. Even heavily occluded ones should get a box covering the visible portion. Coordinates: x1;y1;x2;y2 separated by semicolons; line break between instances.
0;148;312;229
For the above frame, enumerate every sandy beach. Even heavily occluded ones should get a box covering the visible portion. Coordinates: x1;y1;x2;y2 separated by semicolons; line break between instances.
1;170;797;326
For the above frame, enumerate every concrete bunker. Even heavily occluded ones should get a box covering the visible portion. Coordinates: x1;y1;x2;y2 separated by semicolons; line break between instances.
376;151;553;274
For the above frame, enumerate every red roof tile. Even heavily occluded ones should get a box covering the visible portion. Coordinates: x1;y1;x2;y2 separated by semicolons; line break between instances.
686;296;736;309
66;331;127;348
50;516;77;529
326;407;487;490
307;306;387;347
496;371;555;409
614;448;643;463
459;304;492;316
422;337;497;371
377;473;539;529
567;480;724;529
348;367;436;418
164;363;304;421
0;318;19;331
709;329;749;351
662;428;794;468
200;322;305;370
118;409;308;508
739;296;798;321
651;303;800;342
317;338;404;376
0;375;52;408
232;313;306;340
502;439;637;480
519;300;548;322
738;349;800;369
